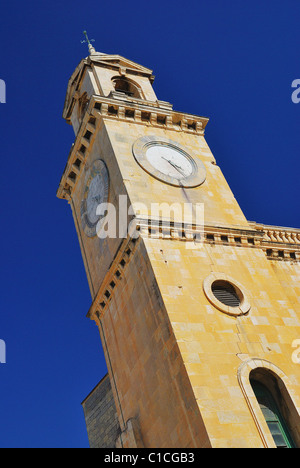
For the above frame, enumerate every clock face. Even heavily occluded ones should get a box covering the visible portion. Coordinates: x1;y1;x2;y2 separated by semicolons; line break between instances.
86;174;104;225
81;160;109;237
146;145;193;180
133;136;206;188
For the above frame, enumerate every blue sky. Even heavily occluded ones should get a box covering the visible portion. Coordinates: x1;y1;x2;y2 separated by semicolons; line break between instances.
0;0;299;448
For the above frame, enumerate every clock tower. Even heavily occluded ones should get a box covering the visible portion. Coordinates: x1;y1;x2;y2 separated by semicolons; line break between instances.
58;46;300;448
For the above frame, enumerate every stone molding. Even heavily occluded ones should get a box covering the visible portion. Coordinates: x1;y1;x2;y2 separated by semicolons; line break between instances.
249;221;300;261
87;235;140;323
87;217;300;326
136;217;300;260
56;94;208;201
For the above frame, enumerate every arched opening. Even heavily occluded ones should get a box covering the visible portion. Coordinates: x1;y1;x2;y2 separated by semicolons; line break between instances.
250;368;298;448
112;77;142;99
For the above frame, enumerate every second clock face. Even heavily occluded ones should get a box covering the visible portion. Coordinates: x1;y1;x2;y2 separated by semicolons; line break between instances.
86;174;104;225
133;136;206;188
81;159;109;238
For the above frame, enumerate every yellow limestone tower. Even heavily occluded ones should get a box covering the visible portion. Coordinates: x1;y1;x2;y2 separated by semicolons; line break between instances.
57;41;300;448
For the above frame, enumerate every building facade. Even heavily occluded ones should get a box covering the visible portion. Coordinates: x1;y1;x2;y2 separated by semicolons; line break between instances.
57;47;300;448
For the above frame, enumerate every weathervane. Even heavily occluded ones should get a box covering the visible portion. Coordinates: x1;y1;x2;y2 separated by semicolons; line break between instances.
81;30;96;54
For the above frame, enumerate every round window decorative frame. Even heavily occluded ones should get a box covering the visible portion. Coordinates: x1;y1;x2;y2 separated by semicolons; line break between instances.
132;136;207;188
203;273;251;317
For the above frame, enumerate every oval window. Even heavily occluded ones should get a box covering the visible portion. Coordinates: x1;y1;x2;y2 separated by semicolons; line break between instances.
212;280;241;308
203;273;251;316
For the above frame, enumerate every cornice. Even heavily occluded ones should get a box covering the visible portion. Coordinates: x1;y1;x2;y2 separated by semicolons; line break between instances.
57;94;209;201
87;234;140;324
249;221;300;261
136;217;300;259
86;53;154;78
87;218;300;327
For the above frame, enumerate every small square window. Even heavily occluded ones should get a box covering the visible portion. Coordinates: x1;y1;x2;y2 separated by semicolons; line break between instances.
84;130;92;140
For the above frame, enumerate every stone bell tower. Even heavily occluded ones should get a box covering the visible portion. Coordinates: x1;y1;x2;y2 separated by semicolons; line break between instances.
57;42;300;448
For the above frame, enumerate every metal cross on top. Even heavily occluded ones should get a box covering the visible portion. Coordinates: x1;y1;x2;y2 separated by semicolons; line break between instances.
81;30;96;54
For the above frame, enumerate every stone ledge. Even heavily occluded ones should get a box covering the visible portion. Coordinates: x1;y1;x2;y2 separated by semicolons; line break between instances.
57;95;209;201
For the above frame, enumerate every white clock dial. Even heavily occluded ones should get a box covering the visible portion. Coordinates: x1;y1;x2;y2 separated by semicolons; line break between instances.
81;160;109;238
133;136;207;188
146;146;193;180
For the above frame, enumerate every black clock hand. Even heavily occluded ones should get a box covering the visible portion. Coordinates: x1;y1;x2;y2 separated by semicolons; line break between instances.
161;156;185;176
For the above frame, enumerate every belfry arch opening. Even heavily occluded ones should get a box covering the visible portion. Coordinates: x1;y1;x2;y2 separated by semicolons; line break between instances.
112;77;143;99
250;368;299;448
